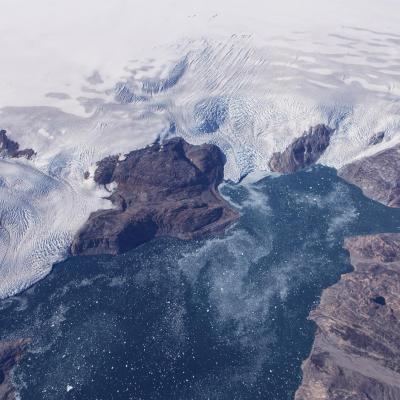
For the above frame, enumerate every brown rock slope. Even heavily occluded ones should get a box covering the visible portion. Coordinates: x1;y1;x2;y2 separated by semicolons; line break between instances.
297;142;400;399
269;124;334;173
71;137;239;256
338;144;400;207
0;339;29;400
295;234;400;400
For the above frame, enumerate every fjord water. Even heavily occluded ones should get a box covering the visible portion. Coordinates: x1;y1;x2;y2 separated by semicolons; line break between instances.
1;166;400;400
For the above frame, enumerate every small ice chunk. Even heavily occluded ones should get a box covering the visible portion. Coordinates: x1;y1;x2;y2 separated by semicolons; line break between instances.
67;385;73;392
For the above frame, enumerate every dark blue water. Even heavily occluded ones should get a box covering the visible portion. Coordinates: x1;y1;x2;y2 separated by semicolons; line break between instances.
1;166;400;400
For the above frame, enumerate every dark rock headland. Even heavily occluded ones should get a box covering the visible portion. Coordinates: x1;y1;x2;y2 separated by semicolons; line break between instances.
71;137;239;256
339;144;400;207
0;130;35;160
269;124;334;173
296;234;400;400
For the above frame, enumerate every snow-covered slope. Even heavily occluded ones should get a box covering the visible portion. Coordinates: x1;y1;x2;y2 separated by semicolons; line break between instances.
1;0;400;297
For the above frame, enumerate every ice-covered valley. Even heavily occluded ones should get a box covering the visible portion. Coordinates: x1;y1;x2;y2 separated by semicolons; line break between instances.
1;0;400;297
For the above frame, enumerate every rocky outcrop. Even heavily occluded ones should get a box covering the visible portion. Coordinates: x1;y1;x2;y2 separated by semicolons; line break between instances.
295;234;400;400
269;124;334;173
338;144;400;207
0;130;35;160
369;131;385;146
0;339;29;400
71;137;239;256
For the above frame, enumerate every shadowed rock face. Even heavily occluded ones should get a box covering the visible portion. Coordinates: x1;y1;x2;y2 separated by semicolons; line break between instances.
295;234;400;400
0;130;35;159
338;145;400;207
369;131;385;146
71;137;239;256
269;124;334;173
0;339;29;400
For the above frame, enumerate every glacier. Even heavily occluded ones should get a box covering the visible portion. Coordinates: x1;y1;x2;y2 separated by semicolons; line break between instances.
1;0;400;297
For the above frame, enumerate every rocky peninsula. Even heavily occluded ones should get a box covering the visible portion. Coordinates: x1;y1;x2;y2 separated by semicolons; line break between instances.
269;124;334;173
71;137;239;256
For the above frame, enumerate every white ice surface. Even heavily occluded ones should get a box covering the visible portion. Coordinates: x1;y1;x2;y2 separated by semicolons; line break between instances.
1;0;400;297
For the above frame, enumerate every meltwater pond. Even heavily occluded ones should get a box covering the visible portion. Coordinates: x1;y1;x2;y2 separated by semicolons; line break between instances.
1;166;400;400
